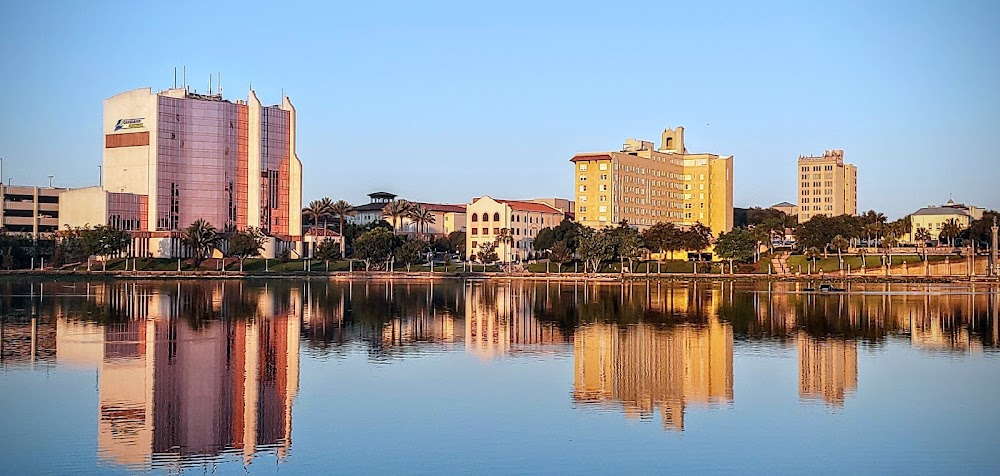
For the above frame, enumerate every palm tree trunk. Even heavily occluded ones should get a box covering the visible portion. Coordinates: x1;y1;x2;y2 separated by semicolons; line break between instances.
339;217;346;259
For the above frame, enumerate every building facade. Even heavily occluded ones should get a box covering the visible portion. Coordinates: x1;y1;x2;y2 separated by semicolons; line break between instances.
796;149;857;223
60;86;303;258
570;127;733;235
0;184;64;238
908;199;984;243
770;201;798;218
466;196;564;262
346;192;468;238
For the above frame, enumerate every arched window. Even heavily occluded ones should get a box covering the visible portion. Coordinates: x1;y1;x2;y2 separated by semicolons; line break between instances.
482;213;489;222
665;137;674;148
471;213;478;222
493;212;500;222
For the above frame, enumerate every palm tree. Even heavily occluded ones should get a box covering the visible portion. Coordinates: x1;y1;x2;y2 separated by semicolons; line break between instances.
181;219;223;268
408;204;436;240
914;227;931;260
303;199;325;232
804;246;822;273
830;234;849;268
329;200;355;258
939;219;961;247
318;197;335;230
383;200;411;234
494;228;515;272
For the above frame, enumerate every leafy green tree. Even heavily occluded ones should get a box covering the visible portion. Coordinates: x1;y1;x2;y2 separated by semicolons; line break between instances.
227;227;265;272
78;225;132;270
315;238;342;261
476;240;499;264
394;239;426;271
181;219;223;268
714;228;756;265
552;218;583;252
747;207;788;226
682;223;713;258
353;227;395;271
641;222;682;261
577;227;615;273
533;227;556;252
958;210;999;248
549;240;572;273
612;221;643;272
448;231;466;256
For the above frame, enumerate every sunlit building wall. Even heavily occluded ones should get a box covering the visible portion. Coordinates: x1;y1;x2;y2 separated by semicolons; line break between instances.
59;86;303;258
570;126;734;235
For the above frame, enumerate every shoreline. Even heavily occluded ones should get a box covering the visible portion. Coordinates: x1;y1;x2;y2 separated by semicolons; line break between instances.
0;270;996;284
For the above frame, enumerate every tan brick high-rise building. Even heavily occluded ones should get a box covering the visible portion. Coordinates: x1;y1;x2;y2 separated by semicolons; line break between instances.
570;126;733;235
796;149;857;223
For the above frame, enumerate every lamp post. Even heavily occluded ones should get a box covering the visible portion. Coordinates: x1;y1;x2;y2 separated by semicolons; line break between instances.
991;217;998;277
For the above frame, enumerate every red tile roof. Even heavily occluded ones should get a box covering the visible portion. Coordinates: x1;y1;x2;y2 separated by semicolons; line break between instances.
413;202;466;213
496;200;563;214
570;153;613;162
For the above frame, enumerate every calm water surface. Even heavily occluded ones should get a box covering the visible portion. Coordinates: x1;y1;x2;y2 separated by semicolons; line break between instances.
1;278;998;474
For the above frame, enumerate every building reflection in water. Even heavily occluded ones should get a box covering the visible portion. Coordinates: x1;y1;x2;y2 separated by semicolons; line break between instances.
570;282;734;431
49;281;300;470
797;334;857;406
465;281;568;359
2;280;999;445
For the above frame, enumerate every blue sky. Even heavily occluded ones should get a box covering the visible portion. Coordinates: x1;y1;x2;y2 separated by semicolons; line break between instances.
1;0;997;219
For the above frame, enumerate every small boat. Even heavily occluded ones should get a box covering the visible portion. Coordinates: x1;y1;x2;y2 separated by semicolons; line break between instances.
818;284;846;292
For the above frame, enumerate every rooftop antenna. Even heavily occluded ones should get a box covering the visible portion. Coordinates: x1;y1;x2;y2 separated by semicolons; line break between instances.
183;66;187;91
174;67;177;89
209;74;212;95
218;72;222;97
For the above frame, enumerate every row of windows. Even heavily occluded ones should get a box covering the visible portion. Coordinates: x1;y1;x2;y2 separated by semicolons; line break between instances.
469;213;548;225
800;165;835;172
578;163;609;171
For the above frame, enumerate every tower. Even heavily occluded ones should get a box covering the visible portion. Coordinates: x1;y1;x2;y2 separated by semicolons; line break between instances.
659;126;685;153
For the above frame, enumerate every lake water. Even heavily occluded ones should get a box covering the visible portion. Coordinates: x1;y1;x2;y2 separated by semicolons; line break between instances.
1;278;998;474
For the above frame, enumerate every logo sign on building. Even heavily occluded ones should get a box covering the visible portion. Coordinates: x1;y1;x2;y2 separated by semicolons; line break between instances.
114;118;145;131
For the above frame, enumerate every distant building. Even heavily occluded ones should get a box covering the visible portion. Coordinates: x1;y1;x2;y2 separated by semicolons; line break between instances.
530;198;575;221
347;192;397;226
346;192;467;238
796;149;857;223
770;201;798;218
466;196;564;262
0;184;65;238
570;126;733;235
59;86;304;258
908;199;984;243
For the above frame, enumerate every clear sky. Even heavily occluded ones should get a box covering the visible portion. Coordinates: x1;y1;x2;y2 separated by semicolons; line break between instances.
1;0;997;219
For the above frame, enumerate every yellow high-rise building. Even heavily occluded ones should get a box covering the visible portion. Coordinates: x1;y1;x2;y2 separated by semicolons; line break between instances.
570;126;733;235
796;149;857;223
